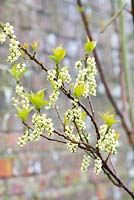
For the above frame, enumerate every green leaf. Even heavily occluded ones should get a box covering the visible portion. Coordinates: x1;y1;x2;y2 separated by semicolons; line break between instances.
48;55;56;63
64;116;69;125
48;45;66;64
31;41;38;52
73;84;86;98
99;112;119;128
84;40;97;53
15;106;33;121
9;64;28;80
76;5;84;13
132;181;134;192
81;112;86;120
22;42;28;50
29;89;49;109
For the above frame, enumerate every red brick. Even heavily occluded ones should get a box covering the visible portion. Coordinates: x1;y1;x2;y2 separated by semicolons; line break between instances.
0;159;13;177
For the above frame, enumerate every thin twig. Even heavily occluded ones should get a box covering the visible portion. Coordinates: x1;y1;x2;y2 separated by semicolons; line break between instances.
40;134;66;144
54;105;64;128
87;95;94;117
100;3;125;33
109;158;117;175
111;0;127;121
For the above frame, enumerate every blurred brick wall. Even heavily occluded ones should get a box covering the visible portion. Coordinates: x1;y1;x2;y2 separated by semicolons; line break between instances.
0;0;133;199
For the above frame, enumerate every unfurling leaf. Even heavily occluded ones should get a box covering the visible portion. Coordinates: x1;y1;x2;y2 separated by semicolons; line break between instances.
22;42;28;50
29;89;49;109
84;40;97;53
15;106;33;121
31;41;38;52
48;45;66;64
9;64;28;80
73;83;86;98
99;112;119;128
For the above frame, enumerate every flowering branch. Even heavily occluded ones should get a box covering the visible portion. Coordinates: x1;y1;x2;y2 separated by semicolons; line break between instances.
76;0;134;148
0;22;134;199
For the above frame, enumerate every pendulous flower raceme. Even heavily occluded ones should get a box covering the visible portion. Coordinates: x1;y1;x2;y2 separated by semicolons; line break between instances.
0;23;21;63
12;94;30;109
7;36;21;63
32;112;54;140
65;104;86;131
0;32;6;44
66;135;80;153
81;154;90;172
96;124;119;154
94;157;102;175
47;66;71;107
17;128;34;147
74;56;97;97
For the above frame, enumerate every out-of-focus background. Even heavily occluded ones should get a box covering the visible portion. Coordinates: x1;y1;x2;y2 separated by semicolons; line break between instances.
0;0;134;199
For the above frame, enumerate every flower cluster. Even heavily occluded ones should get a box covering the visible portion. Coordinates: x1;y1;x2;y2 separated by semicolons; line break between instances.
94;157;102;175
66;135;80;153
74;57;97;97
7;36;21;63
17;128;33;147
49;90;60;106
15;84;24;94
59;66;71;83
12;94;30;109
65;125;74;137
0;32;6;44
65;106;85;131
86;57;97;96
3;22;14;35
75;68;88;86
0;23;21;63
75;60;82;69
47;69;56;81
47;66;71;107
81;154;90;172
32;112;54;140
16;63;26;72
96;124;119;154
44;117;54;136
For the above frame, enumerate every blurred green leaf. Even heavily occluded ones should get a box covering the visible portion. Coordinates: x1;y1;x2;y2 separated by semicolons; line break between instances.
31;41;38;52
84;40;97;53
9;64;28;80
73;84;85;98
48;45;66;64
15;106;33;121
99;112;119;128
29;89;49;109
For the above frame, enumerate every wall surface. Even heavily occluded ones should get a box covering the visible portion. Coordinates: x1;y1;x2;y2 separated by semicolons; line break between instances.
0;0;134;199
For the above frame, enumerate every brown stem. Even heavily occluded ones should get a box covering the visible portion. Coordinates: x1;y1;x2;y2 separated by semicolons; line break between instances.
76;0;134;147
54;105;64;129
87;95;94;117
111;0;127;116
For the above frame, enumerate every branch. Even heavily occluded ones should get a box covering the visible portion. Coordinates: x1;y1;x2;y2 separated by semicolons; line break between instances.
1;22;133;199
40;134;66;144
100;3;125;33
87;95;94;117
54;105;64;129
